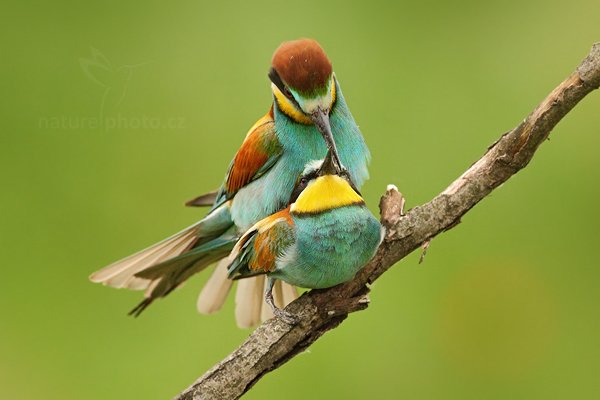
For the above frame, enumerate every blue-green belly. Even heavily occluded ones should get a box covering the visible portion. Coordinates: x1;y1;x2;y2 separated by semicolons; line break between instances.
271;205;382;289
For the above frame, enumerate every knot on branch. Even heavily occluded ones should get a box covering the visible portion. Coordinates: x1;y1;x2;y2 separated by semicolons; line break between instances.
379;184;405;228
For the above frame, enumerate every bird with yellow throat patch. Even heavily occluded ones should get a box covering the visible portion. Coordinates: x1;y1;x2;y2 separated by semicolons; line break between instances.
89;39;371;327
227;149;382;323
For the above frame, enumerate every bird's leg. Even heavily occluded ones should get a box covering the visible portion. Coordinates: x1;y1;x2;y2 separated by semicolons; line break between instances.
265;277;297;325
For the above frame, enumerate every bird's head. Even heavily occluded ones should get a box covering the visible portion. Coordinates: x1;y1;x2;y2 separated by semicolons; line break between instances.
290;149;363;215
269;39;341;169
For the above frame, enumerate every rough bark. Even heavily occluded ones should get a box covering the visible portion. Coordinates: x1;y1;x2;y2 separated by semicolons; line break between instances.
175;43;600;400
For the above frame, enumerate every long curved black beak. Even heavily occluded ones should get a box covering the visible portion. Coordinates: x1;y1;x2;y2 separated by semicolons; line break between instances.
310;108;342;171
318;148;341;176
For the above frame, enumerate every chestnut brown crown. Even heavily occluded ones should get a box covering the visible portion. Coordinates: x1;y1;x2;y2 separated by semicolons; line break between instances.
271;39;333;97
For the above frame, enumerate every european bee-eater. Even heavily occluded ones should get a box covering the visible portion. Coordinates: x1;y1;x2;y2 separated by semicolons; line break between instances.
89;39;371;327
228;150;382;323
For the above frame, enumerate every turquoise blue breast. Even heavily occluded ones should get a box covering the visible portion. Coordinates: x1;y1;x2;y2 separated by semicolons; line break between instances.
272;205;382;289
229;82;371;231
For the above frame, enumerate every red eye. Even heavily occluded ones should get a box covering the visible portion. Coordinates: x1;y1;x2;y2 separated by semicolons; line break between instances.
283;87;293;98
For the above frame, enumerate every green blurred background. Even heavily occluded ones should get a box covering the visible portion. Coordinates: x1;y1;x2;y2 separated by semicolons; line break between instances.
2;0;599;399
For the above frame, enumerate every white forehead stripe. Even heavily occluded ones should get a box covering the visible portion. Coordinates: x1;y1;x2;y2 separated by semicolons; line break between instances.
297;79;334;114
302;159;323;175
301;158;347;177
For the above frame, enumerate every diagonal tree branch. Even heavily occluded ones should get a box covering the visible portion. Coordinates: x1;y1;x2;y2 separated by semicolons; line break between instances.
175;43;600;400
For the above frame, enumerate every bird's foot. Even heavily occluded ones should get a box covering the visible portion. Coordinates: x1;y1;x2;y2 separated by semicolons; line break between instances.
265;278;298;325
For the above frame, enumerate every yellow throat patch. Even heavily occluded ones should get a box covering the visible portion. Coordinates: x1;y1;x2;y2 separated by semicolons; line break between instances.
291;175;364;215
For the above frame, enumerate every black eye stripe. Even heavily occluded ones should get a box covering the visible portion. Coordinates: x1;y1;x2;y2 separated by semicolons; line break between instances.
289;170;319;203
303;170;318;182
268;67;286;93
268;67;304;111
